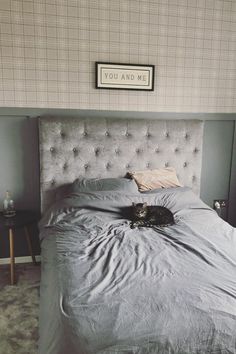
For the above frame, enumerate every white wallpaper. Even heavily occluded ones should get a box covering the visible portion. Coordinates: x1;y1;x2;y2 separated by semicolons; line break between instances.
0;0;235;112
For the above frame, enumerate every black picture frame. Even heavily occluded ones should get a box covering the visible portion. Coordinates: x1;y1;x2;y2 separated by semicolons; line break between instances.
95;62;155;91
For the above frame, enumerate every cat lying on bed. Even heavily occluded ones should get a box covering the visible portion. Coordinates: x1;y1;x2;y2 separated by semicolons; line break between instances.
131;202;174;228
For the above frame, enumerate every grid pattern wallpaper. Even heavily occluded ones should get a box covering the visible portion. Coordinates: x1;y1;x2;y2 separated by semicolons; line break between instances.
0;0;236;112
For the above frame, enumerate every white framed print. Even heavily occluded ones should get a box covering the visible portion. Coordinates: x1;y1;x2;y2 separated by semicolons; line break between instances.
96;62;155;91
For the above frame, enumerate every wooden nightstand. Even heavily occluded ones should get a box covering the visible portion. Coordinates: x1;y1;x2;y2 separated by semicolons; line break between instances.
0;210;39;285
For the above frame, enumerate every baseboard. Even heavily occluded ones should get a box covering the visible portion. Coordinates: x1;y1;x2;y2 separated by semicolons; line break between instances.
0;255;41;265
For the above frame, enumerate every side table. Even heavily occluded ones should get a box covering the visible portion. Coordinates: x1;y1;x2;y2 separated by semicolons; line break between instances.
0;210;39;285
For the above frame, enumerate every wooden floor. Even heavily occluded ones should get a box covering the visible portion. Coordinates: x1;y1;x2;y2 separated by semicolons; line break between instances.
0;262;40;287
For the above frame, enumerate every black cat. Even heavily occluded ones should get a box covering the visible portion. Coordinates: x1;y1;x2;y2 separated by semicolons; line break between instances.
130;202;174;228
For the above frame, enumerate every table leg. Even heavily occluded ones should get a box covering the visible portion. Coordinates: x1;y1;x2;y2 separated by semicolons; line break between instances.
9;228;15;285
24;226;37;265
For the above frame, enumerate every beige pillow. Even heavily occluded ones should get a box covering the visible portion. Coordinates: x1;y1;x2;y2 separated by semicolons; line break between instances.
128;167;182;192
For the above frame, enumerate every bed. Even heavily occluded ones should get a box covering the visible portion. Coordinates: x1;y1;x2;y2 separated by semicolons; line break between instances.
38;117;236;354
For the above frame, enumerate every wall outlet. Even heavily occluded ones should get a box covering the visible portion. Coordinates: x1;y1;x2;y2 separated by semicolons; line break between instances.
213;199;228;209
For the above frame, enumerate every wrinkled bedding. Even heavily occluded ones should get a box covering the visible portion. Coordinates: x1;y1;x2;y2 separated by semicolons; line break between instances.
39;187;236;354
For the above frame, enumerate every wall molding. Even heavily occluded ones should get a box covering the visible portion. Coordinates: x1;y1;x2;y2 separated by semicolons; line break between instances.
0;108;236;120
0;255;41;265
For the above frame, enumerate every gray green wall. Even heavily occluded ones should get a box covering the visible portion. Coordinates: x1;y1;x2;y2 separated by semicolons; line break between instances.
0;110;235;258
201;120;235;219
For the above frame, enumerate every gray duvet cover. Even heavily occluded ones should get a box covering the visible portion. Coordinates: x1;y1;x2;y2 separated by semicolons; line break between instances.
39;187;236;354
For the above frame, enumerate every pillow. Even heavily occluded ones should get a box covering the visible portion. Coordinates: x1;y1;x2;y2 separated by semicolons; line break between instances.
70;177;139;193
127;167;182;192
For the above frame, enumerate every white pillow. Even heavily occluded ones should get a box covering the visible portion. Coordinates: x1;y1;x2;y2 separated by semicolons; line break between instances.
128;167;182;192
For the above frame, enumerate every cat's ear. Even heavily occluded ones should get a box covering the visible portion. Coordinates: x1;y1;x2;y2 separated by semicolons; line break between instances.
143;202;147;207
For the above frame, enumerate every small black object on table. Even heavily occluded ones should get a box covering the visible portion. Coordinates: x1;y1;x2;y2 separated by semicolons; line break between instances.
0;210;39;285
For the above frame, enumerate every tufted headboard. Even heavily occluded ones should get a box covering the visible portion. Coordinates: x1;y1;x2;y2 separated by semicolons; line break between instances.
39;117;204;213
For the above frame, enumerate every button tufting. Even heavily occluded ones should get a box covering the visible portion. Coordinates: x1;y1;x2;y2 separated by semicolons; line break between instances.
63;163;67;170
136;148;141;154
94;148;100;155
194;148;198;153
51;179;55;185
106;162;111;169
115;148;120;154
165;132;169;138
50;147;55;152
155;147;159;153
73;147;78;153
83;131;87;137
185;133;189;139
146;162;150;168
183;162;187;167
175;148;179;152
192;175;196;181
105;131;110;137
84;164;89;169
165;162;169;167
126;163;130;168
125;132;130;137
60;131;65;138
146;132;151;138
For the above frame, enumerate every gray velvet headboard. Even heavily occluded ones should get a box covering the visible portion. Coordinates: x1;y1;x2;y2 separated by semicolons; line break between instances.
39;117;204;213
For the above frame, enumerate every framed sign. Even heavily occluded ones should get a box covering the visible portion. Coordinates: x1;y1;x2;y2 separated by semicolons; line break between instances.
96;62;155;91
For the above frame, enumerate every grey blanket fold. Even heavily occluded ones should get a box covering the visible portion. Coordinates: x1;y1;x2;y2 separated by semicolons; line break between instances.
39;187;236;354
